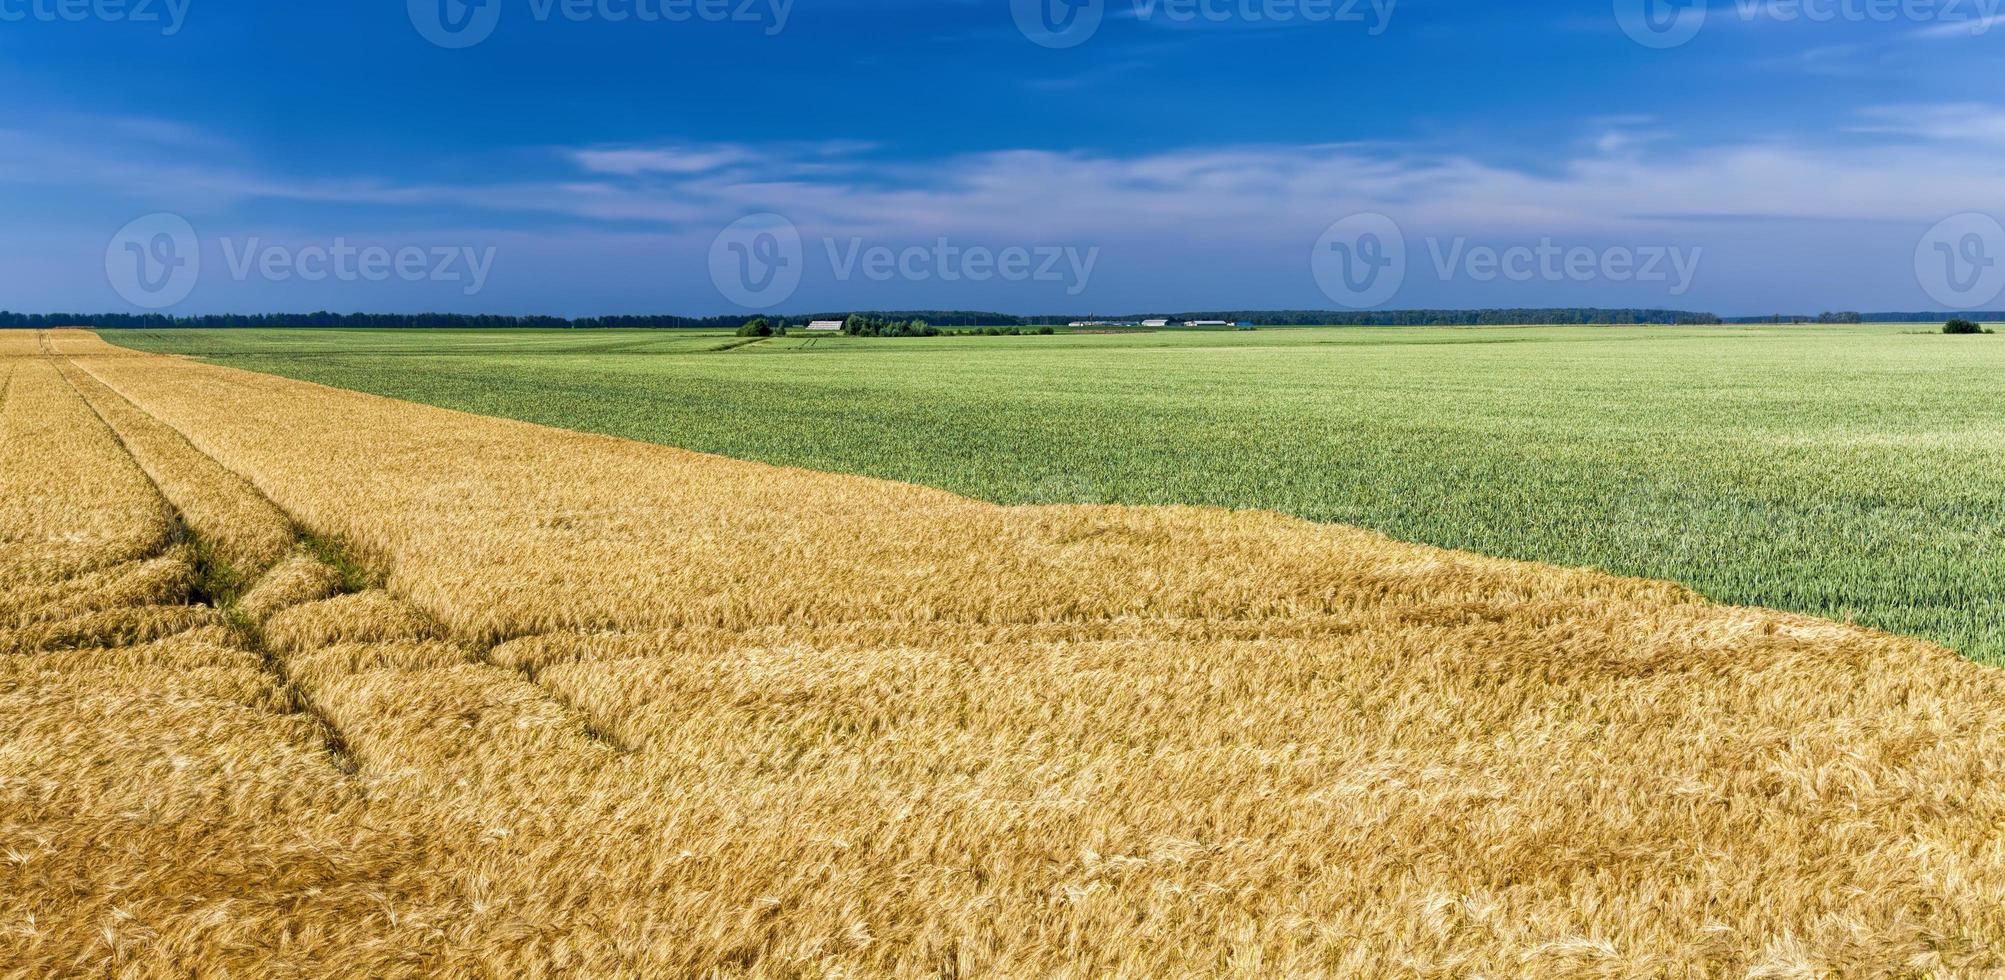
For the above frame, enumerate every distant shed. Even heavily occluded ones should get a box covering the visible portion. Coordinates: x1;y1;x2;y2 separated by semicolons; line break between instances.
805;320;844;333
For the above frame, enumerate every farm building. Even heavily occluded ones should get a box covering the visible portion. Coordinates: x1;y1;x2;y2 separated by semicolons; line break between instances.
805;320;845;333
1185;320;1230;327
1142;319;1171;328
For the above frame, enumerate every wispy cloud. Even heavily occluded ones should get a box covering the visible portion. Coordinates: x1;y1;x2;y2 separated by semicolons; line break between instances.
1021;60;1150;92
13;108;2005;250
1907;13;2005;38
565;141;880;181
1849;103;2005;145
496;125;2005;244
1752;41;1870;74
569;146;763;176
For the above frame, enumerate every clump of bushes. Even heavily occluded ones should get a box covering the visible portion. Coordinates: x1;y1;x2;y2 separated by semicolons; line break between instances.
1943;318;1992;335
958;325;1056;337
814;317;1060;339
843;315;940;337
736;317;786;337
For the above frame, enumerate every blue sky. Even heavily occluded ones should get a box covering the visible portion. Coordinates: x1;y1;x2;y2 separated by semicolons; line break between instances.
3;0;2003;316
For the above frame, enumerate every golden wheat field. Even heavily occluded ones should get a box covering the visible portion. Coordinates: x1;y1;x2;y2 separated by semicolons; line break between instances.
2;327;2003;975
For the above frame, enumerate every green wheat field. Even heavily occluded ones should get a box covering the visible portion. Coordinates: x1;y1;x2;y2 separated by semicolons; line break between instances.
110;323;2005;663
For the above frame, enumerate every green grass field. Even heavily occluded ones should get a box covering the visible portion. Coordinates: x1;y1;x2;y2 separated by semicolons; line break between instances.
108;323;2005;663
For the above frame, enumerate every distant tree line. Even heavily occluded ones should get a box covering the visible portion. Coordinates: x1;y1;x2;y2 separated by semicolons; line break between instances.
825;315;1055;337
0;310;1045;330
21;307;1995;331
815;311;1018;328
962;325;1056;336
731;315;1062;338
1721;311;2005;324
1721;312;1864;325
1857;311;2005;323
1074;309;1727;326
0;311;599;329
840;315;940;337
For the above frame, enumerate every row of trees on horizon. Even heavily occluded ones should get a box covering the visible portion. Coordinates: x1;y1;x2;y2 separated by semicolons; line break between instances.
2;309;1993;330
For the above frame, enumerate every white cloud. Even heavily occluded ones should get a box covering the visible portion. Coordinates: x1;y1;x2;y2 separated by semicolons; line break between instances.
10;109;2005;254
566;141;881;178
491;135;2004;248
16;110;2005;313
569;146;760;176
1849;103;2005;146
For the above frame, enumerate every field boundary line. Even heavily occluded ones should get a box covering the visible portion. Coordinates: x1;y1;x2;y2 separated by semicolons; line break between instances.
63;347;638;756
0;365;11;462
49;347;361;774
0;364;15;431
